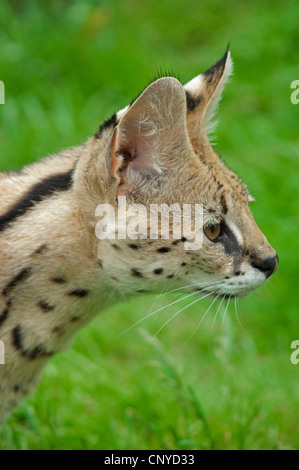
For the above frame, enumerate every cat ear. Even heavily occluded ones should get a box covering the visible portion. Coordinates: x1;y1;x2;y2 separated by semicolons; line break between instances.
110;77;191;195
184;48;233;150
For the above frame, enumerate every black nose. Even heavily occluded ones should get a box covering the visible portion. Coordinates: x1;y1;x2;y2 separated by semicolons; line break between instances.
251;254;279;278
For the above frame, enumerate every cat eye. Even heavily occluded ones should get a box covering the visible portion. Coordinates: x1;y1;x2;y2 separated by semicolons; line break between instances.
203;223;222;241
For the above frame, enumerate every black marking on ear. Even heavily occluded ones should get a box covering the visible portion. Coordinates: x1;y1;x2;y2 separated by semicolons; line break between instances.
0;170;73;232
2;267;32;296
153;268;163;275
203;48;229;85
12;325;54;359
95;113;117;139
38;300;55;312
220;194;228;214
131;268;143;277
68;289;89;298
185;90;203;111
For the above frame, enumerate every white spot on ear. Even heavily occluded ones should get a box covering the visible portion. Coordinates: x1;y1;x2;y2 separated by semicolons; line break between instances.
183;51;234;144
184;74;204;93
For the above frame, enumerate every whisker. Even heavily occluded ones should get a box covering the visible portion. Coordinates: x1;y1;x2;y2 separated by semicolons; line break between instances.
211;293;225;333
146;281;211;320
147;285;167;320
221;295;231;332
133;279;224;321
234;296;245;331
119;281;223;335
156;278;223;298
183;292;221;346
152;291;214;339
149;291;188;330
209;293;226;349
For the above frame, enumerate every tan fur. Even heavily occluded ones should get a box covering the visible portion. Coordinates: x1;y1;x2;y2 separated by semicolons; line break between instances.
0;50;277;423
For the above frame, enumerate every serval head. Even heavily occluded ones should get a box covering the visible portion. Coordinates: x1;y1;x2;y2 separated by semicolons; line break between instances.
74;48;278;301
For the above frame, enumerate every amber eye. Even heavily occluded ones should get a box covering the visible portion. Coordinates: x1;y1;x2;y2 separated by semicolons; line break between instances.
204;223;222;241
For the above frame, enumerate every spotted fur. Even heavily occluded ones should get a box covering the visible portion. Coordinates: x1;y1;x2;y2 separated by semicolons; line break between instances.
0;49;278;423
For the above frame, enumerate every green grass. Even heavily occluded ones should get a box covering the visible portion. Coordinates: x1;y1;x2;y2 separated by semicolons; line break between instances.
0;0;298;450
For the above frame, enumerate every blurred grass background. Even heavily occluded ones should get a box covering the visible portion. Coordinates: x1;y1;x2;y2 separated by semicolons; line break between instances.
0;0;298;450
